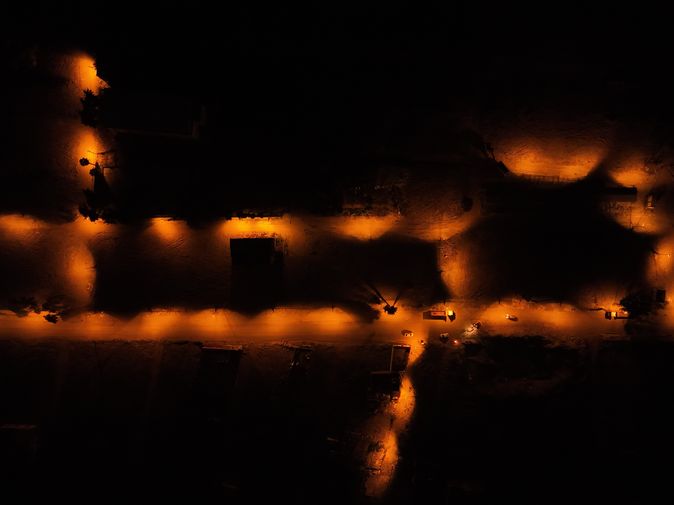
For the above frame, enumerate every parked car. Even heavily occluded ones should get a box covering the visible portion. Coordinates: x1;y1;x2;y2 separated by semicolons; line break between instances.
424;310;447;321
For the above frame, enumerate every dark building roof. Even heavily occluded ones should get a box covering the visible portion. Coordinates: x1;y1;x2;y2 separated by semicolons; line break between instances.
230;238;279;267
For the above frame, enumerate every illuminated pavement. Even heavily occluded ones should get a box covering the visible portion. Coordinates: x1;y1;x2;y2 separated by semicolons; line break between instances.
0;297;631;343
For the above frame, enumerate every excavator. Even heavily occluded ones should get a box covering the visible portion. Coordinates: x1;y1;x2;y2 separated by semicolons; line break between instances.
365;281;407;315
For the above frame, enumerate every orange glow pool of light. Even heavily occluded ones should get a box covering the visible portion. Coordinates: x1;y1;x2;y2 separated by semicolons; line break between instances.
0;214;45;240
405;340;424;366
184;309;233;335
303;307;357;333
578;284;628;313
71;216;116;240
72;312;119;336
134;310;183;338
67;245;95;303
150;217;186;242
244;307;356;339
74;54;106;93
0;311;43;327
496;137;606;180
534;305;581;330
335;215;399;240
0;311;116;338
607;154;650;188
221;216;295;238
478;301;581;333
73;129;107;182
440;247;470;299
364;429;399;498
250;309;296;337
624;206;665;234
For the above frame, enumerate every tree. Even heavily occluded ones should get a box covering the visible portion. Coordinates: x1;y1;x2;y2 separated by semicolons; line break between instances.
620;289;656;318
80;89;101;127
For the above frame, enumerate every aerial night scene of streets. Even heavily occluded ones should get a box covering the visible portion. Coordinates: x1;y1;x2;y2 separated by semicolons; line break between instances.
2;2;674;504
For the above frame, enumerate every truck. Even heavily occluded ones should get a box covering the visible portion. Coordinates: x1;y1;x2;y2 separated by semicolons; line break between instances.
423;309;456;322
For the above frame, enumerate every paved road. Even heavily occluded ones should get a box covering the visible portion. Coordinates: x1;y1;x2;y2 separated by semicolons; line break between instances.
0;298;628;344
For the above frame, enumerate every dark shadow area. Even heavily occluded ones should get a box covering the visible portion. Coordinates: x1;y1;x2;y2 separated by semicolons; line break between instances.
106;131;352;221
0;231;76;315
0;47;81;221
286;233;449;315
194;346;242;420
230;238;284;312
384;338;674;504
92;228;447;320
91;224;229;314
334;233;449;306
281;237;445;324
461;176;655;301
6;338;674;503
0;130;79;221
0;340;394;503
